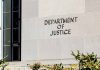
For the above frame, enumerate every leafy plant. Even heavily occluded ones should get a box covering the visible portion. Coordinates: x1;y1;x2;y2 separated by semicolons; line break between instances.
72;50;100;70
52;63;64;70
0;57;8;70
45;63;64;70
28;63;41;70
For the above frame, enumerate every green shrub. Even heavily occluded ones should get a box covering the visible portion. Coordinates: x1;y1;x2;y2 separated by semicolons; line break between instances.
0;58;8;70
28;63;41;70
44;63;64;70
72;50;100;70
51;63;64;70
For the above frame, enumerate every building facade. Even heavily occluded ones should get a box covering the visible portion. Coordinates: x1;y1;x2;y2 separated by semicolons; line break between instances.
1;0;100;64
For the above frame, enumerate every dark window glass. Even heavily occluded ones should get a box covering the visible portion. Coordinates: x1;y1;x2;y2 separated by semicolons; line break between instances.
3;0;11;61
3;29;11;45
13;29;19;43
11;0;21;61
13;47;20;60
3;0;21;61
13;0;19;11
13;12;19;28
3;0;11;12
3;46;11;61
3;13;11;29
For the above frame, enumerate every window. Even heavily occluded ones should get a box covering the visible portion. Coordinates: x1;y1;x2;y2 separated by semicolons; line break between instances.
3;0;21;61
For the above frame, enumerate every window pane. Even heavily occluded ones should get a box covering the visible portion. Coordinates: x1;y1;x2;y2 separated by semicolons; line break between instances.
13;12;19;28
13;29;18;43
3;13;11;29
3;46;11;61
3;0;11;12
3;29;11;45
13;0;19;11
